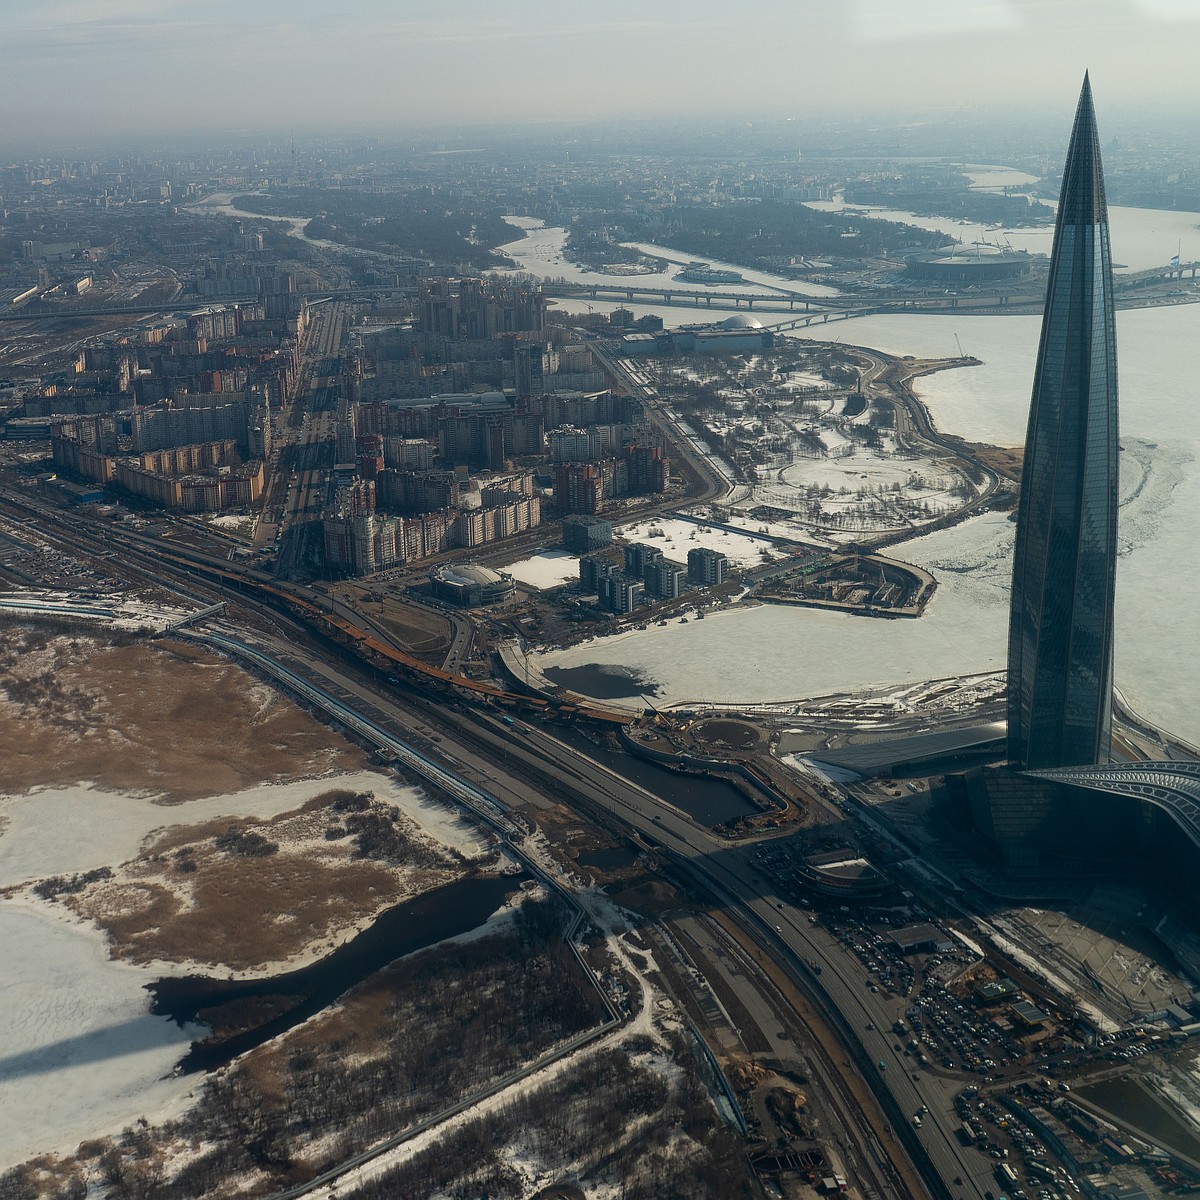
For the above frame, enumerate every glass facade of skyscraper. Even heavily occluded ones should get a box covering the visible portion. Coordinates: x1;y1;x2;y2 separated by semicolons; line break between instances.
1006;75;1119;771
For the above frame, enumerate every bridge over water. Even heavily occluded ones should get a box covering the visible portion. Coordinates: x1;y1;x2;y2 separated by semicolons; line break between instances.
540;280;837;311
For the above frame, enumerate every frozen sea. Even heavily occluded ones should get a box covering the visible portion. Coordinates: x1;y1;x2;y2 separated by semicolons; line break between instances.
0;772;479;1168
0;904;203;1167
512;216;1200;746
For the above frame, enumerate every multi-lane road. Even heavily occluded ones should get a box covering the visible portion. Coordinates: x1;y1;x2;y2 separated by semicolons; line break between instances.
178;592;988;1200
264;300;345;575
0;473;991;1199
0;306;1001;1197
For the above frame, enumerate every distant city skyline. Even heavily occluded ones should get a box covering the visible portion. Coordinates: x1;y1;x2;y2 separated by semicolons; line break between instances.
4;0;1200;143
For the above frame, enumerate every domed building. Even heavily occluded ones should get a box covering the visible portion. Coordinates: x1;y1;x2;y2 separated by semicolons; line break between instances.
429;562;514;607
905;243;1036;284
661;312;775;354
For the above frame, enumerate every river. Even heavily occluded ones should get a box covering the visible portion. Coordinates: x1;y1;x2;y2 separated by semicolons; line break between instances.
150;872;524;1073
496;217;839;297
185;193;370;255
805;190;1200;272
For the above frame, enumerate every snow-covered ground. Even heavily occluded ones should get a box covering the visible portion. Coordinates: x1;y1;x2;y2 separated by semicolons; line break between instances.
0;591;196;634
304;829;686;1200
495;218;840;298
0;770;483;890
0;770;489;1170
616;514;781;568
0;901;203;1167
804;195;1200;275
504;549;580;590
537;289;1200;745
204;514;254;534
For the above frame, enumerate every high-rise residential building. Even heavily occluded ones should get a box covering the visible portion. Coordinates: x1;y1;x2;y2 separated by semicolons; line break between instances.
554;461;603;514
1006;74;1119;772
687;546;728;586
623;443;670;494
579;554;616;593
514;339;557;399
624;542;664;576
643;560;686;601
598;570;643;614
562;515;613;555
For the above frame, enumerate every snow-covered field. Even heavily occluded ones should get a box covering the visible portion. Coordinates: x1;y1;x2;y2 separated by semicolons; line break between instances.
804;195;1200;276
538;382;1179;713
539;288;1200;745
205;513;254;535
616;515;781;568
0;770;483;890
504;549;580;590
496;218;840;298
0;770;488;1168
303;834;689;1200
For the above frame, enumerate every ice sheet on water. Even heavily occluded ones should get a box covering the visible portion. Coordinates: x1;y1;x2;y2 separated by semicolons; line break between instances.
0;904;201;1166
1117;436;1193;558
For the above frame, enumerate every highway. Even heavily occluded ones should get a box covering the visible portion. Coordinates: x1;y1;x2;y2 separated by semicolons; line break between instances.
498;729;989;1200
178;625;645;1200
0;474;977;1198
270;300;345;577
183;608;976;1200
0;418;984;1199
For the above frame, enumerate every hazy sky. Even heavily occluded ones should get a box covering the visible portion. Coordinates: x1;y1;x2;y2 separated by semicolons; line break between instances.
4;0;1200;143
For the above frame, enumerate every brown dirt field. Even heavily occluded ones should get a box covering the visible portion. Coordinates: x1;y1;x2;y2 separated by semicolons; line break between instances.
79;854;404;969
69;793;463;969
0;630;369;800
333;585;452;657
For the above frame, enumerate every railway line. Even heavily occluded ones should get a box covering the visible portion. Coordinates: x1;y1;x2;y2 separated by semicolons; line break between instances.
0;486;633;726
0;482;949;1199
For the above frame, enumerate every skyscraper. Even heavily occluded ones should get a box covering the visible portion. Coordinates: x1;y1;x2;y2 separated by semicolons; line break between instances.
1006;74;1119;771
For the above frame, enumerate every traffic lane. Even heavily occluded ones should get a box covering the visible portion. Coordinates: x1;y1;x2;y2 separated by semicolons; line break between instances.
480;749;964;1195
759;905;987;1197
176;629;968;1200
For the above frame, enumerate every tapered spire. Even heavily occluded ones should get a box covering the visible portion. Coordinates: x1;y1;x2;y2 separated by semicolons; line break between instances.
1058;72;1108;227
1006;74;1119;771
